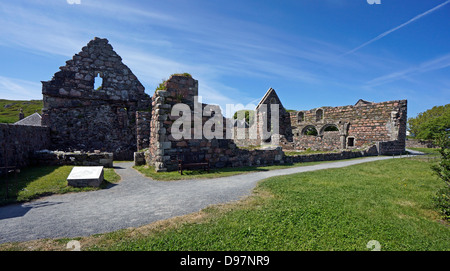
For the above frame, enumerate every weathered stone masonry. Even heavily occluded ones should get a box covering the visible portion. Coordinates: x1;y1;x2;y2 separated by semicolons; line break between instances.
0;124;50;168
145;75;285;172
1;37;408;171
41;38;151;160
268;97;407;155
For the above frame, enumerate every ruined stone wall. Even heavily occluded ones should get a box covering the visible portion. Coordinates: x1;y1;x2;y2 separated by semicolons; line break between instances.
285;145;379;163
32;150;113;168
0;124;51;168
405;139;436;149
254;88;293;145
284;131;341;151
41;38;151;160
288;100;407;153
232;127;261;147
136;111;151;151
147;75;285;172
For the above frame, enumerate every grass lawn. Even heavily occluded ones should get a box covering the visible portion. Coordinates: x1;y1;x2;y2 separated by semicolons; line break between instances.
0;166;121;206
407;147;441;156
3;157;448;251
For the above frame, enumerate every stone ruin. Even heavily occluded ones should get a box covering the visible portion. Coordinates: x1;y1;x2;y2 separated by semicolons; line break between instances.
0;37;407;171
41;37;151;160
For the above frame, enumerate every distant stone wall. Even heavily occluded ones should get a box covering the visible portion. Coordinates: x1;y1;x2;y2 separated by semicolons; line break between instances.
288;100;407;152
377;140;406;155
405;139;436;149
0;124;51;168
285;145;379;164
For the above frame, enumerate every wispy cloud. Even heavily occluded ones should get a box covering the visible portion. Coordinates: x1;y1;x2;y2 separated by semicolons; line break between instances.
366;53;450;87
0;76;42;100
342;0;450;57
67;0;81;5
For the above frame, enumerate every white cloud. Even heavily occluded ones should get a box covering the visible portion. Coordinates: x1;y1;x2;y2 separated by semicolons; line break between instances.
67;0;81;5
366;53;450;87
0;76;42;100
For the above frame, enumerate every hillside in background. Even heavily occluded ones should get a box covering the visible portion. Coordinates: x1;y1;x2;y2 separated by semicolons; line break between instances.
0;99;43;124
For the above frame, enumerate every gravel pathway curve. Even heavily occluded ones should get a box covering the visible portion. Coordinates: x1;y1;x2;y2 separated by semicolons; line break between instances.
0;155;407;244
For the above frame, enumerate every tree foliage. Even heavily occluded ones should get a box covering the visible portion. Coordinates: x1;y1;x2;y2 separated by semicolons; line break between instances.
233;110;255;125
432;131;450;221
408;104;450;140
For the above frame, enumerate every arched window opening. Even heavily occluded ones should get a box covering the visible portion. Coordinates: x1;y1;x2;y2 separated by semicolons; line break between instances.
302;126;318;136
324;125;339;132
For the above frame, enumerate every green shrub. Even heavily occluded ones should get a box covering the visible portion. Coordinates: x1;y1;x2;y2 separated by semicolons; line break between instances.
434;186;450;221
171;73;192;78
155;79;167;91
431;131;450;220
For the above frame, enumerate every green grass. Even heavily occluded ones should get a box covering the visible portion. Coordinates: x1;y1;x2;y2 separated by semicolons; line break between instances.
99;158;450;251
0;158;450;251
0;99;43;123
0;166;121;206
5;157;448;251
407;147;440;156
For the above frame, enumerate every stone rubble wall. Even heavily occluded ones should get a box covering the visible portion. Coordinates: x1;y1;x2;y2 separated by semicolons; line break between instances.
147;75;286;172
284;131;341;151
376;140;406;155
405;139;436;149
32;150;114;168
41;37;151;160
288;100;407;152
136;111;151;151
285;145;379;164
0;124;51;169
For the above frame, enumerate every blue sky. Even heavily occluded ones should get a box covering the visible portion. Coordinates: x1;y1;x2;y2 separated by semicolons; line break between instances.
0;0;449;118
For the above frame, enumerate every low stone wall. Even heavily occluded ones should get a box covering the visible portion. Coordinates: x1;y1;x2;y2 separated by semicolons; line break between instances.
0;124;51;168
285;145;379;164
143;144;285;171
33;150;114;168
405;139;436;149
376;140;405;155
137;144;383;172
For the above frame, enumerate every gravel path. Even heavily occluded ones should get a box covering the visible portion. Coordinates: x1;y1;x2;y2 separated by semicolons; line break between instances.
0;155;407;244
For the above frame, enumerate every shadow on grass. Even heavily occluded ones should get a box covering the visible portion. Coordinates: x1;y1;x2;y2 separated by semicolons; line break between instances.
1;166;121;206
0;166;58;206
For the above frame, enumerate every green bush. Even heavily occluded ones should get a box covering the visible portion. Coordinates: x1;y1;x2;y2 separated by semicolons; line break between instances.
408;104;449;140
432;131;450;221
434;187;450;221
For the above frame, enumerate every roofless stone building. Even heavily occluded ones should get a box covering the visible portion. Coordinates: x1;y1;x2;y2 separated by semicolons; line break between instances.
41;38;151;160
0;37;407;170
